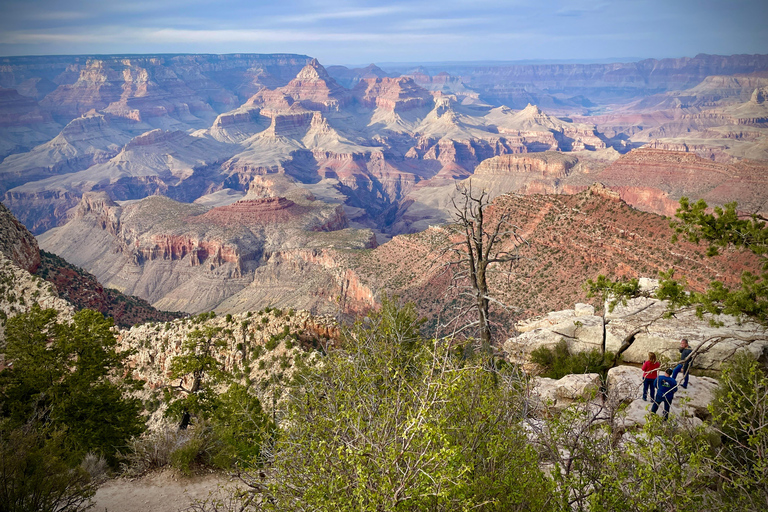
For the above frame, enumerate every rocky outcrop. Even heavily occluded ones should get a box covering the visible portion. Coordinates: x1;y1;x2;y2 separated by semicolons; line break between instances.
525;358;721;427
504;289;768;372
247;60;350;113
474;152;578;177
604;294;767;371
529;373;602;412
117;309;339;426
352;77;432;112
505;304;604;362
606;366;719;428
0;201;40;273
0;254;74;344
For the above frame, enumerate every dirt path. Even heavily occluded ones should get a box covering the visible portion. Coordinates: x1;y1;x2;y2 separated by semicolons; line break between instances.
93;469;240;512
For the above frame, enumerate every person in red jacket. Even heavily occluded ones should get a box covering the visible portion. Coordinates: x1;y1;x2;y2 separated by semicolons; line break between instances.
641;352;661;401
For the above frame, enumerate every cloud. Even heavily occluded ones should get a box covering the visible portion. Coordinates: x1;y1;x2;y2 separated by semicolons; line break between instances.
0;26;467;46
271;6;408;24
556;1;611;17
398;17;493;31
146;27;460;44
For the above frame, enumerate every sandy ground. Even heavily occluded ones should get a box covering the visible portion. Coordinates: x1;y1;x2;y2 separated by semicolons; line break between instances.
93;469;240;512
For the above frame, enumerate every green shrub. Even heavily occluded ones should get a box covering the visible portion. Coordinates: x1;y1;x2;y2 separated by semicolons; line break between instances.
531;339;614;379
170;437;205;475
265;337;279;351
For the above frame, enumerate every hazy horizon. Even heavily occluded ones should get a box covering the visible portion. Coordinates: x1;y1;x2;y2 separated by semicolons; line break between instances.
1;1;766;64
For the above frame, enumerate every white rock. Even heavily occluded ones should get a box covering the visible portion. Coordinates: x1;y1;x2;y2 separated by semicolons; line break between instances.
606;365;644;401
574;303;595;316
530;373;602;413
505;314;604;359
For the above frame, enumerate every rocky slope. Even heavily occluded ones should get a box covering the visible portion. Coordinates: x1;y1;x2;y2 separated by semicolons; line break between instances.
343;186;761;332
574;148;768;216
38;190;377;314
0;201;39;272
0;201;179;328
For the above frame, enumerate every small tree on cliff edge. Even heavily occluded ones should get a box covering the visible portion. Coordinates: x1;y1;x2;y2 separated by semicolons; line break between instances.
586;198;767;328
449;182;526;352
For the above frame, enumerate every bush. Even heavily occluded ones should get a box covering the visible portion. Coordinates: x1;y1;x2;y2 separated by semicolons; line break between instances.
265;337;279;351
0;424;95;512
170;436;206;476
530;339;615;379
121;428;187;476
242;300;550;511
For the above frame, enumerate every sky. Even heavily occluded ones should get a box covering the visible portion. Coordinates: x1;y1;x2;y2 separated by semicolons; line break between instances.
0;0;766;66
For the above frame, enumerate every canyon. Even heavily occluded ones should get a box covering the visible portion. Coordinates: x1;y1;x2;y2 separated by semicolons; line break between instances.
0;52;766;319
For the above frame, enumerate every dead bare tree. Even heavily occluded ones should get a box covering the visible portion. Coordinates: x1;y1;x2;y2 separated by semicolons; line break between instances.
448;181;527;352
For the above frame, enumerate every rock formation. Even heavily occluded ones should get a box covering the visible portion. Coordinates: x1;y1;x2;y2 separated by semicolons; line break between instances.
39;190;377;314
504;291;767;373
0;201;40;273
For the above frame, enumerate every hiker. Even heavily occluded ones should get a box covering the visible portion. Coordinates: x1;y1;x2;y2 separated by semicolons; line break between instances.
650;368;678;420
672;339;693;389
641;352;661;401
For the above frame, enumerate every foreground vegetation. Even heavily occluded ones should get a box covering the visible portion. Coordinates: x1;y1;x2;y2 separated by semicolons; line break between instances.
0;297;766;511
1;196;767;511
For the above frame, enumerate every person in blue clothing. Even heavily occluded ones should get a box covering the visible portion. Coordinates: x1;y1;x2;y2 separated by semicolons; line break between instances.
650;368;677;420
672;338;693;389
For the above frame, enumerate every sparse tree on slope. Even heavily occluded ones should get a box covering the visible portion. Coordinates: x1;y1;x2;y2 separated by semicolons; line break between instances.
165;324;226;429
449;182;526;351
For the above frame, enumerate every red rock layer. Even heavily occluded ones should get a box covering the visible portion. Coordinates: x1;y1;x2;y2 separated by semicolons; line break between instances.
191;198;305;227
247;59;350;113
596;148;768;215
352;77;432;112
474;153;577;177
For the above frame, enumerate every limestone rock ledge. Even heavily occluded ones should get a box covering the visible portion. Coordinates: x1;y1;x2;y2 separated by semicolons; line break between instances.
505;289;767;371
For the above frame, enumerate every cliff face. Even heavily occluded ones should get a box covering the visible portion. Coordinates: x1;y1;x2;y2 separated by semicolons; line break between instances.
0;201;40;273
0;54;313;123
474;152;578;178
589;148;768;216
454;53;768;106
39;192;377;314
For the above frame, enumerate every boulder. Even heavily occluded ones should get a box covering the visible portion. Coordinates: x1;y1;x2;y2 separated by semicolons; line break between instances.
516;303;596;333
606;365;644;401
508;293;767;372
673;375;719;419
530;373;601;412
505;310;604;361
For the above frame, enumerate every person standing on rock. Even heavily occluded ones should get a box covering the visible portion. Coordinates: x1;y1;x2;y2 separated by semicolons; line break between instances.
672;339;693;389
650;368;678;420
641;352;661;401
